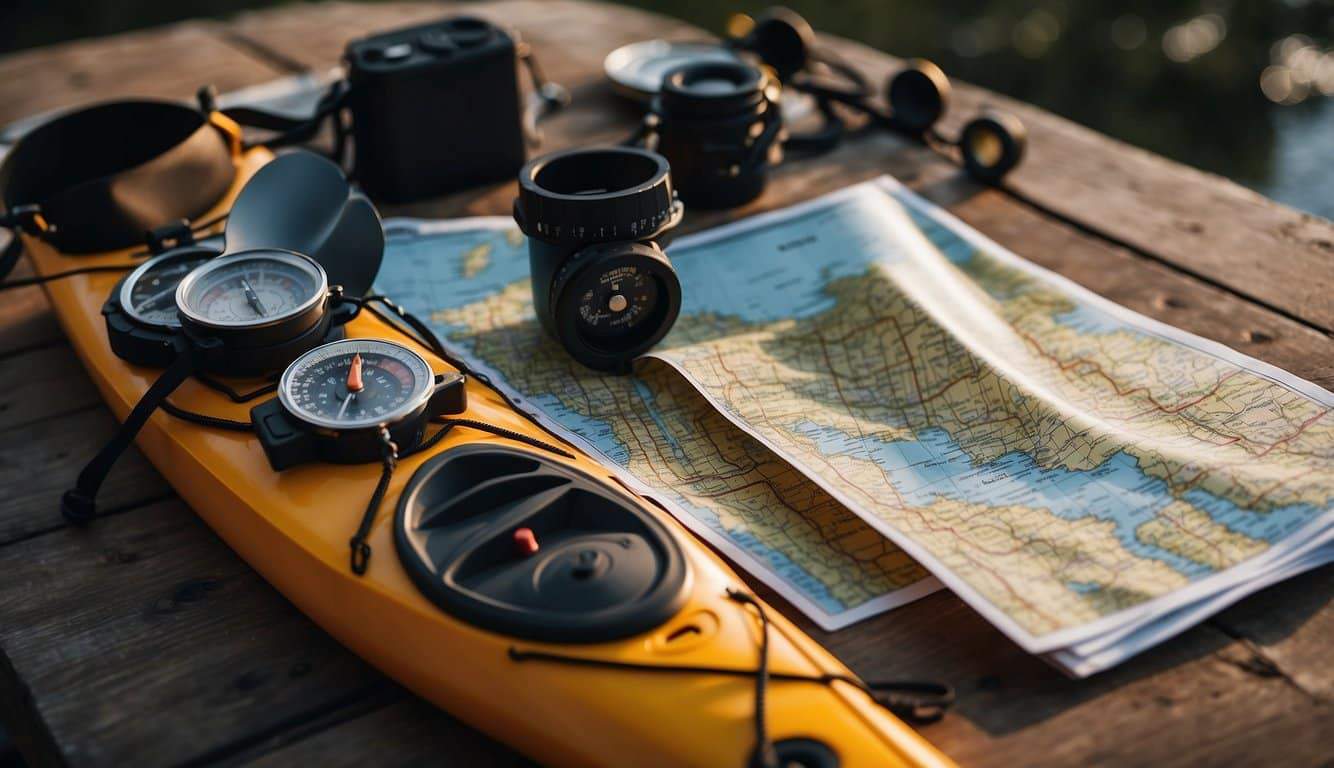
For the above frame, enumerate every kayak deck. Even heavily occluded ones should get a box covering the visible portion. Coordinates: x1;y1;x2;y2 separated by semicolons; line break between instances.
23;151;951;768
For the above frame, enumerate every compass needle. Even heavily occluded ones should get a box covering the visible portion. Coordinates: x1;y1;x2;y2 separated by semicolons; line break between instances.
347;353;364;392
240;276;269;316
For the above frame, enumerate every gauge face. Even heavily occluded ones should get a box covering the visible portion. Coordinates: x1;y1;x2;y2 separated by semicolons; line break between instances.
177;249;326;329
119;248;216;328
572;263;660;339
279;339;433;430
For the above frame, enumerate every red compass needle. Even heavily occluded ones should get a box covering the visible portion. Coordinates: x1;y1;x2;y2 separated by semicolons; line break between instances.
347;353;365;393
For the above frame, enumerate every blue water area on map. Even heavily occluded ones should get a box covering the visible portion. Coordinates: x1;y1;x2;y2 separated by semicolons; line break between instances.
788;422;1322;580
378;226;532;323
904;207;974;267
669;190;904;325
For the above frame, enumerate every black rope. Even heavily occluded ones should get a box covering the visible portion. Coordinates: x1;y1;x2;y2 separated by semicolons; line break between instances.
0;263;138;292
0;205;224;290
194;373;278;403
433;417;575;459
508;588;955;742
354;296;581;456
728;589;777;768
160;399;255;431
349;428;398;575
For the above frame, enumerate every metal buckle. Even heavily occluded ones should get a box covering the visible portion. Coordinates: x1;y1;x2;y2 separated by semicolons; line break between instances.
7;204;50;235
146;219;195;254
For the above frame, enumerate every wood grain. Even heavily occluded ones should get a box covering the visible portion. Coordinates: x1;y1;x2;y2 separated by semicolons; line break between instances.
0;3;1330;768
0;407;170;546
237;697;530;767
799;35;1334;334
0;22;283;125
0;500;490;767
0;261;63;359
225;0;1334;332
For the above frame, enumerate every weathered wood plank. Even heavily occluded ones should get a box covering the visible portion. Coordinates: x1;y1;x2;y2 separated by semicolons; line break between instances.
0;21;284;125
236;697;529;767
0;408;170;546
224;0;699;78
0;261;63;359
0;501;428;768
0;345;98;433
783;32;1334;334
0;3;1330;768
1212;565;1334;701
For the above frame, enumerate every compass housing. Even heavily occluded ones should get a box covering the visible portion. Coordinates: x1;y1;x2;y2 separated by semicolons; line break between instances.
102;245;219;368
514;146;684;373
254;338;468;471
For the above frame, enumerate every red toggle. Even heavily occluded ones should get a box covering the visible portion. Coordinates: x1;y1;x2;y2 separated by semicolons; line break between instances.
513;527;539;557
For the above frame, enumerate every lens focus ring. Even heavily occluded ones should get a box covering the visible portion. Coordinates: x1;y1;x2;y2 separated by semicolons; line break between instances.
515;147;680;246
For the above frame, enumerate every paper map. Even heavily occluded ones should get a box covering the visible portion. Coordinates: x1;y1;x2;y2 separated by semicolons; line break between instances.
376;178;1334;673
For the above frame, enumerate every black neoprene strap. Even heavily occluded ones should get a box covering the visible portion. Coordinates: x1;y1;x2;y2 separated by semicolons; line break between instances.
61;336;210;524
0;234;20;281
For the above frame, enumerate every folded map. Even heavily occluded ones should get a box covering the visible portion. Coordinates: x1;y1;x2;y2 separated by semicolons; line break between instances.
375;178;1334;675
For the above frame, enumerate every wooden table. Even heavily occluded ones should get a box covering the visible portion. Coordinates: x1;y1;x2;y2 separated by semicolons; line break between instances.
1;2;1330;766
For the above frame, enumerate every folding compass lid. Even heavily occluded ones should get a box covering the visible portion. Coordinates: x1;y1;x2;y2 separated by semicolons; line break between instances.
224;151;384;297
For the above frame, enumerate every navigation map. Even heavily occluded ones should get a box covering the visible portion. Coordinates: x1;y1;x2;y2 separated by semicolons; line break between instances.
376;179;1333;665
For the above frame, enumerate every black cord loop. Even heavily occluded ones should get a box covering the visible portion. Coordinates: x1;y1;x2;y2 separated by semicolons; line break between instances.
508;588;954;762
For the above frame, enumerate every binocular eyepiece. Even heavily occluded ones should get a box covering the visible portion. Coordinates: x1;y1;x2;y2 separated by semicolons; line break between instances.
514;146;684;373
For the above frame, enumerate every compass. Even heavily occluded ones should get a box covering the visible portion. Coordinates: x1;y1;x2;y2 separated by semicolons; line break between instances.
177;248;326;331
254;338;468;470
548;241;681;373
103;245;218;367
279;338;435;431
173;248;341;374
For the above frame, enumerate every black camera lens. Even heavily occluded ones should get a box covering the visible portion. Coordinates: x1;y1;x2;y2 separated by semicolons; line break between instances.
650;60;782;210
514;147;684;373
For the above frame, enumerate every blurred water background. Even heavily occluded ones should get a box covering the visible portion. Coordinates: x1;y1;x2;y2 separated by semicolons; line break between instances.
1;0;1331;219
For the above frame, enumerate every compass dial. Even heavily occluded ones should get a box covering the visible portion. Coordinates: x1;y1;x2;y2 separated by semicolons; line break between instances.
278;339;434;431
572;263;660;339
119;248;216;328
177;249;326;329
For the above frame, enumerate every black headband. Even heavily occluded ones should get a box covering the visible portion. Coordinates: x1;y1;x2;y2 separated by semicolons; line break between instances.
0;99;239;254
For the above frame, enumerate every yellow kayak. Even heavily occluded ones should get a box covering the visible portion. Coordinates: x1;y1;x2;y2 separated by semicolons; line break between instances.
23;147;955;768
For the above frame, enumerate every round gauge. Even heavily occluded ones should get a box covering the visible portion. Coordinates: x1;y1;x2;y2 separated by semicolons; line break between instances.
572;262;660;339
550;242;681;373
278;338;434;431
118;247;217;328
176;248;326;330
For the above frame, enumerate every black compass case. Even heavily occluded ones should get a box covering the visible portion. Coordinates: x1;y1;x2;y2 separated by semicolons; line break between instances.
100;151;385;371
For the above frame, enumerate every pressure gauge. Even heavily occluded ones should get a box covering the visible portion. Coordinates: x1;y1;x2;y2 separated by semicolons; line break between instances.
171;248;339;377
120;247;216;327
103;245;217;367
176;248;327;331
253;338;468;470
278;338;435;431
548;241;682;373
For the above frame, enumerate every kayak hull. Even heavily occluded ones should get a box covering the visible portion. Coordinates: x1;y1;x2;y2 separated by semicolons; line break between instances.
24;149;954;768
